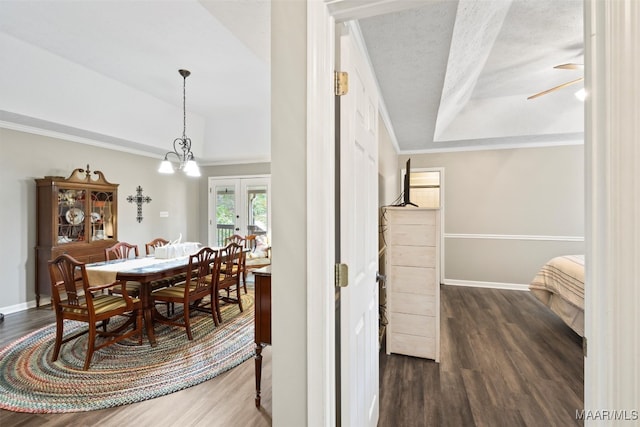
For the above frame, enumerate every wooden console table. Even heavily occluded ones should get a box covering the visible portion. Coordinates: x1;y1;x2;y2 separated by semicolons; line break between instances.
254;266;271;408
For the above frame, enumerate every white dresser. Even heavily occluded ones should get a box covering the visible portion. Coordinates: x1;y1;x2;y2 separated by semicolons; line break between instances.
384;207;440;361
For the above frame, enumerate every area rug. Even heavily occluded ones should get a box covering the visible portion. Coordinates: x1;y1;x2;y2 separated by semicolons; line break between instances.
0;293;254;413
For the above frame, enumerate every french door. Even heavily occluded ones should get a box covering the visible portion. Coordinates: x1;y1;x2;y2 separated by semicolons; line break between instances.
208;176;271;247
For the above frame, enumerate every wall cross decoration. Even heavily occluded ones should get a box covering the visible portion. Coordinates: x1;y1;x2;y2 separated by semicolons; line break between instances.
127;186;152;223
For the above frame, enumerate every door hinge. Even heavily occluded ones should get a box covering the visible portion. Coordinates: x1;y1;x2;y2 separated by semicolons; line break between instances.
335;263;349;287
334;71;348;96
583;336;587;358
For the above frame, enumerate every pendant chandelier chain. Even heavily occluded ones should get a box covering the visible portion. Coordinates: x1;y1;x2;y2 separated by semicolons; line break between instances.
181;72;187;139
158;69;200;177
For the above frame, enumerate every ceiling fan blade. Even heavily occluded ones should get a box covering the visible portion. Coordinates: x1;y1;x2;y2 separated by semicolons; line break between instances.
527;77;584;100
554;63;584;70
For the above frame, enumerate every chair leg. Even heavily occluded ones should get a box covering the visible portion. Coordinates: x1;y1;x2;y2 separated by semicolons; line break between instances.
210;290;220;327
83;325;97;370
243;270;248;294
52;314;64;361
237;281;243;313
216;290;223;324
136;308;143;345
184;304;193;340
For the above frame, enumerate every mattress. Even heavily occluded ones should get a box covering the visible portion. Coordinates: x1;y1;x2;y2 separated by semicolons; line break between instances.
529;255;585;337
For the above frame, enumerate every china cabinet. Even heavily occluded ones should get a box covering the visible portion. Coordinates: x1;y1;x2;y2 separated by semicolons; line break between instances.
35;165;118;306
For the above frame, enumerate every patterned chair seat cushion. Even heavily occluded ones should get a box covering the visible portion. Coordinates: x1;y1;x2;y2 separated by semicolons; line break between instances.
246;257;270;267
151;282;200;299
110;281;142;296
62;294;140;315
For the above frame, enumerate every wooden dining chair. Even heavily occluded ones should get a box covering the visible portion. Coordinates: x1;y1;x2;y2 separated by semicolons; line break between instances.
145;237;169;256
48;254;143;370
145;237;187;296
214;242;245;323
151;247;219;340
104;242;142;296
225;234;246;246
244;234;271;284
225;234;248;293
105;241;139;260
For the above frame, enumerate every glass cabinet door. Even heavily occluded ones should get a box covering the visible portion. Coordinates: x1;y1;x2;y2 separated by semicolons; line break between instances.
57;188;86;244
91;190;115;241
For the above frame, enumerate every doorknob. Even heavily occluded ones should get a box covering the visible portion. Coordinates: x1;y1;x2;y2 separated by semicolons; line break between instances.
235;227;240;231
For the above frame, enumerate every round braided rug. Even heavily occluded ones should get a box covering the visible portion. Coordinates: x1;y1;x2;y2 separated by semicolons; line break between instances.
0;293;254;413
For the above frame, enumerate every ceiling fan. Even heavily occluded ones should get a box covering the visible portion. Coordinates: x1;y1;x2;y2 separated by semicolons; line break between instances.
527;63;584;100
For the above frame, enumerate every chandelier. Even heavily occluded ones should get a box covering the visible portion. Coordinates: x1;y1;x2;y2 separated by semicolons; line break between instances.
158;69;201;177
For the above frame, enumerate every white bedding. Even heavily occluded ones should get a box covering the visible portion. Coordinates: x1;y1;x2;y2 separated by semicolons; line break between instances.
529;255;585;337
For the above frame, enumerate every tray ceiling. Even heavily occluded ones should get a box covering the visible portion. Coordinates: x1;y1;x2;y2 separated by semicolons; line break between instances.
0;0;583;162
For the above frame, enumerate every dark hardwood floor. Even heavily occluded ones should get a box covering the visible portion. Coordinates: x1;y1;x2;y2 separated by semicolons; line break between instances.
379;285;584;427
1;285;582;426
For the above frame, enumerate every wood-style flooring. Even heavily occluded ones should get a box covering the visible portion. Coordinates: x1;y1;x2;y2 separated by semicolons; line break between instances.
1;285;582;426
0;306;272;427
379;285;584;427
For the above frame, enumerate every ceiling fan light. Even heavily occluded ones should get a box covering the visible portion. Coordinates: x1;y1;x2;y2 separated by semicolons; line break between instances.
575;88;586;101
158;159;175;174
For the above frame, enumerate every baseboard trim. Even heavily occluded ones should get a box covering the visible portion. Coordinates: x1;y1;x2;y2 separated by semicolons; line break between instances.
444;233;584;242
0;297;50;315
443;279;529;291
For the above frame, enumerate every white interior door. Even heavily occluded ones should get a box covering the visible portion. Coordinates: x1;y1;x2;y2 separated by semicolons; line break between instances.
339;25;379;427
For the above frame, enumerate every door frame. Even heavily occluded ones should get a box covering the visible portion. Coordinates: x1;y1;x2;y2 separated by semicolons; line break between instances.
306;2;420;425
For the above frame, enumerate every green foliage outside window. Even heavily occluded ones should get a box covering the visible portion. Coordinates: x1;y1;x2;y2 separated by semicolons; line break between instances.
216;188;268;231
216;191;235;225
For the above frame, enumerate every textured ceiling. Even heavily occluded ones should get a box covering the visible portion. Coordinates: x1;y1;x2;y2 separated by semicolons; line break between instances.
0;0;583;162
359;0;584;152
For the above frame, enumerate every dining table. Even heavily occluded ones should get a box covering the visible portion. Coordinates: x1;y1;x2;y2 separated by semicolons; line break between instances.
85;255;198;346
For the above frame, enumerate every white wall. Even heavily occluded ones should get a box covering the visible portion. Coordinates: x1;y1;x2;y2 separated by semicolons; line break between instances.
0;127;199;313
378;116;399;207
0;33;205;156
400;144;584;287
271;1;308;425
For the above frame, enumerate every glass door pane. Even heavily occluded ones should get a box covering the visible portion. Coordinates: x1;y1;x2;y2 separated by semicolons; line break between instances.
57;188;86;244
212;181;239;246
209;176;271;247
244;184;268;236
90;190;115;241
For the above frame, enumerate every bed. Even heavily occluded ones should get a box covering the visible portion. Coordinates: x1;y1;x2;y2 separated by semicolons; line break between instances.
528;255;585;337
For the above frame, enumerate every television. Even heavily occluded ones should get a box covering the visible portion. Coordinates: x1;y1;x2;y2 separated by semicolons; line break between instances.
402;158;417;207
